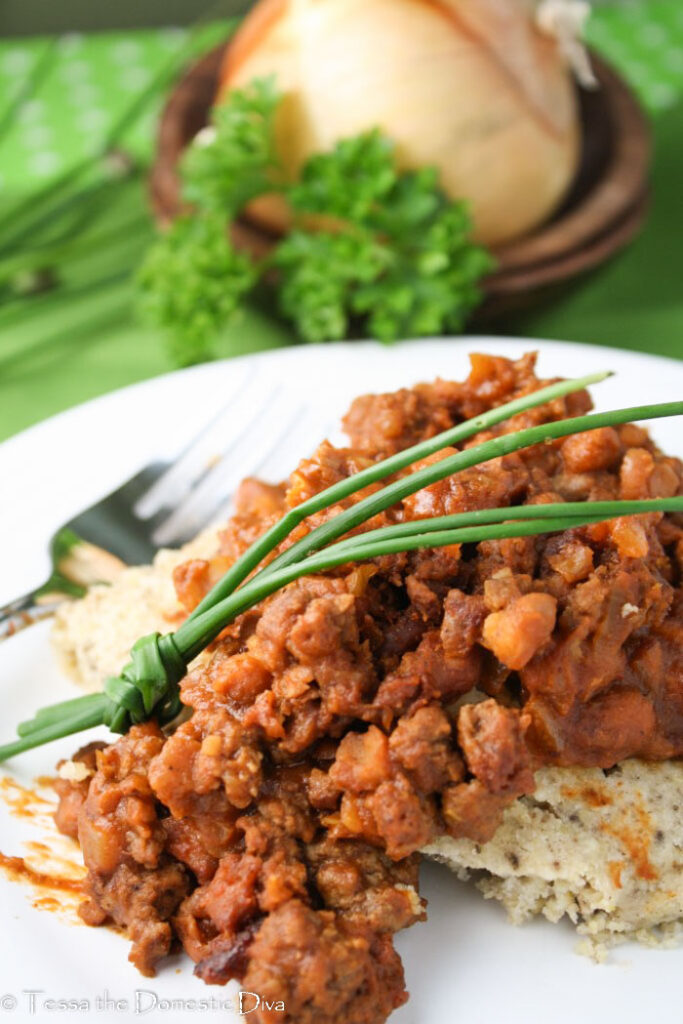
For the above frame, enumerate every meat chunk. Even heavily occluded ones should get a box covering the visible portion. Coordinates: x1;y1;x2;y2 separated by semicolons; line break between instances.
620;447;655;499
173;559;211;613
374;630;480;713
440;590;487;659
442;780;517;844
53;741;105;840
77;725;189;975
610;516;649;559
148;710;262;815
457;700;534;795
329;727;392;793
208;651;272;705
240;901;408;1024
308;836;424;933
560;427;621;473
81;860;188;976
343;388;452;457
243;579;377;753
523;564;677;763
482;592;557;670
403;456;524;520
546;539;594;584
78;724;167;876
389;706;464;793
368;775;436;860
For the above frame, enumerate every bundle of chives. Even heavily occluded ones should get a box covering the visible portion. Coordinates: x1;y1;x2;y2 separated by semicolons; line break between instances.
173;497;683;662
187;370;614;618
1;371;681;762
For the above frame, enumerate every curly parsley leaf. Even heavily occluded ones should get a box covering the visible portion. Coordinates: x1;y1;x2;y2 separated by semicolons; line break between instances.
138;213;257;366
181;77;281;214
352;179;495;341
140;78;493;363
288;130;397;225
272;229;388;343
276;159;494;343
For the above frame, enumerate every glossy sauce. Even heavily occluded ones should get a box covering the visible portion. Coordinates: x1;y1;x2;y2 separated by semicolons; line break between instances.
0;775;55;819
0;850;83;895
0;773;85;912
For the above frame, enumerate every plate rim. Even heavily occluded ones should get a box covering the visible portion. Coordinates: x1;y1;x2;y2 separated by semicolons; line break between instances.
3;334;682;454
0;334;682;1023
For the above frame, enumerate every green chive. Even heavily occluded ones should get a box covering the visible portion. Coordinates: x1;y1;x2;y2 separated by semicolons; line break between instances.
188;370;612;619
322;497;683;558
2;383;682;763
175;500;682;660
0;698;108;761
255;400;683;581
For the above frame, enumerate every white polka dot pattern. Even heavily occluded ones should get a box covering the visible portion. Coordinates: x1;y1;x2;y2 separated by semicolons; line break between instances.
0;25;228;190
585;1;683;112
0;7;679;191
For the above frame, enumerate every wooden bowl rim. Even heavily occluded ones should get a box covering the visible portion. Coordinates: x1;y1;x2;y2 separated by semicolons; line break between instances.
149;42;652;302
487;191;649;296
491;54;651;278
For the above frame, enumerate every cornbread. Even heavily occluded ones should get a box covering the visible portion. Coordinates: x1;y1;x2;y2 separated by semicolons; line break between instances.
425;759;683;952
52;529;217;689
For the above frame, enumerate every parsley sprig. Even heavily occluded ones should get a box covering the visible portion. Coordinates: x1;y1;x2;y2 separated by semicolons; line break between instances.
139;80;495;365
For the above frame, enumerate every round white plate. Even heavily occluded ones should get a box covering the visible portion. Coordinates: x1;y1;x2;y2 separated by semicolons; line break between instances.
0;337;681;1024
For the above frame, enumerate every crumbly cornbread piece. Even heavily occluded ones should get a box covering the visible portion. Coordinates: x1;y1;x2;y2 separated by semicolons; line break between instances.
424;759;683;949
52;529;218;689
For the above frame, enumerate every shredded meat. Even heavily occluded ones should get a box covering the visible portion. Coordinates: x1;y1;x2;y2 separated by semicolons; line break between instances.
53;741;106;839
76;724;190;976
55;352;683;1023
240;900;408;1024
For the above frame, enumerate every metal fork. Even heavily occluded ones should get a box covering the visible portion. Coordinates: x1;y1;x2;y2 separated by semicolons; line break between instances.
0;366;322;642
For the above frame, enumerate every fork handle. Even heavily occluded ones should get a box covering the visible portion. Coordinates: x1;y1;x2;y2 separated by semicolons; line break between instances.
0;589;63;642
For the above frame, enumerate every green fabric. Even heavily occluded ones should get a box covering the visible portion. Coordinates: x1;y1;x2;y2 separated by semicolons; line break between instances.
0;26;228;191
585;1;683;112
0;3;681;443
508;100;683;358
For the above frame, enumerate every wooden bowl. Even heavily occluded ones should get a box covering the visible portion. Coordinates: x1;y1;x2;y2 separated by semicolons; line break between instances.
150;45;651;319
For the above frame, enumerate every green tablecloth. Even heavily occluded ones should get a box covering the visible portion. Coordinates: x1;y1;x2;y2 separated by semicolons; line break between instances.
0;3;681;442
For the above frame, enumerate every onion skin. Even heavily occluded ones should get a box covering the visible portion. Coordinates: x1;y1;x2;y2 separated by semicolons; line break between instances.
217;0;581;246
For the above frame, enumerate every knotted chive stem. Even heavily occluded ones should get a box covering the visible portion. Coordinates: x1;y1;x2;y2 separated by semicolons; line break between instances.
187;370;612;620
1;495;682;761
0;632;185;760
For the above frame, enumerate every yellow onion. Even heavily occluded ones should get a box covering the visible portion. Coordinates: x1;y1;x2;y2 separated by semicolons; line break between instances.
217;0;583;246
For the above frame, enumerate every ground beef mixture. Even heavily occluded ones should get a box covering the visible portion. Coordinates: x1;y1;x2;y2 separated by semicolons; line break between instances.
55;353;683;1023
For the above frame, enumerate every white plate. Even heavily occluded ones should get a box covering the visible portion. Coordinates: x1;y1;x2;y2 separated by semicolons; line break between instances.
0;337;681;1024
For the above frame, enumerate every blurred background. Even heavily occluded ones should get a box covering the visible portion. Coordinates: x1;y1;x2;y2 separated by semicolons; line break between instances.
0;0;221;35
0;0;680;442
